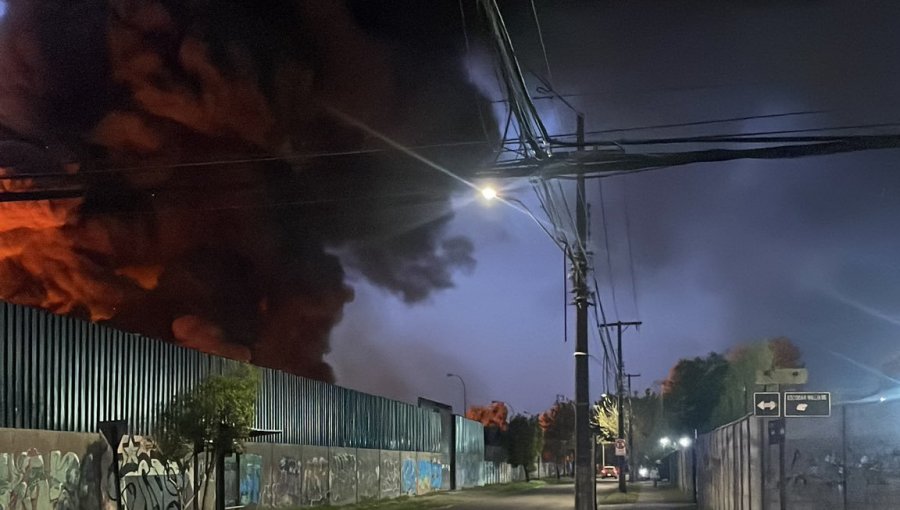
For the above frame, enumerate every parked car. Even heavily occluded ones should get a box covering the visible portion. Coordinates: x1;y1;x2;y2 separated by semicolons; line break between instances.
599;466;619;479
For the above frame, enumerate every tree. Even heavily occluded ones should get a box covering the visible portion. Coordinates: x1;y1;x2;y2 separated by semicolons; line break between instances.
628;390;664;469
663;352;728;433
539;399;575;478
710;337;804;427
154;364;259;510
590;396;619;442
505;415;541;481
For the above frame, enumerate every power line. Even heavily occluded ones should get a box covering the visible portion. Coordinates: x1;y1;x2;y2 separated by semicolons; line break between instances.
597;180;619;319
621;179;641;321
0;140;501;181
458;0;493;146
543;110;830;139
529;0;554;87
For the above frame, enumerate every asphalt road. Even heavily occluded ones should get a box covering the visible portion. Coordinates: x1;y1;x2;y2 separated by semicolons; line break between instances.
423;480;698;510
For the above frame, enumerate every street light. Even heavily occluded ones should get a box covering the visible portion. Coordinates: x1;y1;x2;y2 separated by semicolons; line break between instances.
446;373;468;416
678;436;692;448
659;437;671;448
477;188;566;249
475;184;593;508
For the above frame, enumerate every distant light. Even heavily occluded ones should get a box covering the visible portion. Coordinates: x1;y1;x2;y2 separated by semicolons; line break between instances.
679;436;692;448
880;396;887;402
638;467;649;478
659;437;671;447
480;187;497;200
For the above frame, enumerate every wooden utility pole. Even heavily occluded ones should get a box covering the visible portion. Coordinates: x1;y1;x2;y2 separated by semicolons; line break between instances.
573;113;593;510
599;320;642;493
625;372;641;482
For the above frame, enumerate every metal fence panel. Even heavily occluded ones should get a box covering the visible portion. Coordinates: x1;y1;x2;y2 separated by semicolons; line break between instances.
0;302;441;451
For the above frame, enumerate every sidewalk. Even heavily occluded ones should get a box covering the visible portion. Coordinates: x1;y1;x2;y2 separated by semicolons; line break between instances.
599;481;697;509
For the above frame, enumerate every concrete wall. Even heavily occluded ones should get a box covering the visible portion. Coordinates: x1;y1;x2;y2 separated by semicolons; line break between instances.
242;443;449;507
1;427;528;509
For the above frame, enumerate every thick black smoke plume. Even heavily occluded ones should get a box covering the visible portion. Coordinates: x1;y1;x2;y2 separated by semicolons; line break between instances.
0;0;494;381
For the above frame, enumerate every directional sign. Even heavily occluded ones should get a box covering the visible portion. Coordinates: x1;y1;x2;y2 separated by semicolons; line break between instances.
614;438;626;456
784;392;831;417
754;392;781;417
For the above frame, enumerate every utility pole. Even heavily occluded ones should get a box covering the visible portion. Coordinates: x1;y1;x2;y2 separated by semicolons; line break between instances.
625;372;641;482
573;113;593;510
599;320;642;493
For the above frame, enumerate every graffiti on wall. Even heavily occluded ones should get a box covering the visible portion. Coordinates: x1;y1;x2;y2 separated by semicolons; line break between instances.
302;456;327;505
329;451;356;505
416;460;431;494
415;459;443;494
262;457;302;506
380;454;401;499
224;453;261;507
355;450;379;501
117;435;196;510
239;455;261;505
430;459;443;491
400;458;416;496
0;449;82;510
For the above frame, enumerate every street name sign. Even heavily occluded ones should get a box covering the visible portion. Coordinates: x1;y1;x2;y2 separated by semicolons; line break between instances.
615;438;626;456
784;392;831;417
754;392;781;417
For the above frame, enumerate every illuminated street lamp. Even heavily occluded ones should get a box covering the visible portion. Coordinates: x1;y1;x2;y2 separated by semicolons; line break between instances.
481;186;498;200
659;437;671;448
679;436;692;448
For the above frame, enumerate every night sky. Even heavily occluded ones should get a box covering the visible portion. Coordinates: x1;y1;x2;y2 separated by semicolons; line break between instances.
3;0;900;417
329;0;900;414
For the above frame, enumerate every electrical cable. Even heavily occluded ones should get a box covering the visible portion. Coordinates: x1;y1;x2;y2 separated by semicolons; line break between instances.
529;0;554;87
621;179;641;321
597;180;620;319
458;0;493;146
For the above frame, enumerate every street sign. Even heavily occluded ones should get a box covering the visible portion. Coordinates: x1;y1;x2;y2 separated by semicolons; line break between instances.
784;392;831;417
614;438;626;456
754;392;781;417
756;368;809;386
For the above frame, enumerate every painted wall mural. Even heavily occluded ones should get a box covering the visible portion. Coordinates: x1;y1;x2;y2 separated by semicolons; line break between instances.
400;457;416;496
416;460;432;494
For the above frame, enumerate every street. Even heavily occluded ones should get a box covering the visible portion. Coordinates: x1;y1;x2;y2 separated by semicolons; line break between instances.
349;481;697;510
